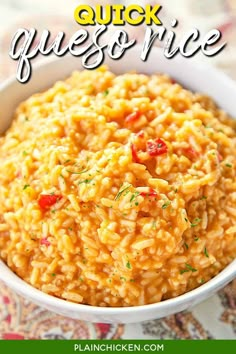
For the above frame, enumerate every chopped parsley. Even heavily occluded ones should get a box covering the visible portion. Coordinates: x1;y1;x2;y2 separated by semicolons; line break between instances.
22;151;28;156
78;179;93;185
67;169;89;175
162;201;171;209
180;263;197;274
51;273;56;277
225;163;232;168
184;242;189;250
204;247;209;258
23;184;30;190
103;89;109;96
126;261;132;269
194;236;199;242
115;184;131;201
200;196;207;200
120;276;126;281
130;191;140;202
190;218;201;227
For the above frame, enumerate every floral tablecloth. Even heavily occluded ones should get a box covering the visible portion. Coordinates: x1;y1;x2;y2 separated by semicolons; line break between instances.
0;0;235;340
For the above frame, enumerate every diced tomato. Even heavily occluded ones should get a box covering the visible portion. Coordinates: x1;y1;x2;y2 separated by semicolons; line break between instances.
136;130;145;138
146;138;168;157
125;111;140;124
182;147;199;160
16;171;22;178
40;238;50;247
38;194;62;210
131;143;140;163
218;152;223;162
140;188;158;198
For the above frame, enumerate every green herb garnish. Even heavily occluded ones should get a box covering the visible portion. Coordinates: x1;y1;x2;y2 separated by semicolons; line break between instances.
184;242;189;250
115;184;131;201
23;184;30;190
120;276;126;281
225;163;232;168
126;261;132;269
190;218;201;227
103;89;109;96
67;169;89;175
130;191;140;202
180;263;197;274
78;179;93;185
204;247;209;258
162;201;171;209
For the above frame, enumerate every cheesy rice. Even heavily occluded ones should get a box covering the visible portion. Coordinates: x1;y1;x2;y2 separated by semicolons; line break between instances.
0;66;235;307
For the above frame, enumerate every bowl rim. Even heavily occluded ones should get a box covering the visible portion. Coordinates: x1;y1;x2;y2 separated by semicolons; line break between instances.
0;258;235;315
0;48;236;317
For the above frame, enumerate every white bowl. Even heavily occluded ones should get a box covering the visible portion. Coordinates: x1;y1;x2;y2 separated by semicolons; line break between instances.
0;47;236;323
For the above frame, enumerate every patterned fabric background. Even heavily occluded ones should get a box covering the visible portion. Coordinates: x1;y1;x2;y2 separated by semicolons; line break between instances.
0;0;235;340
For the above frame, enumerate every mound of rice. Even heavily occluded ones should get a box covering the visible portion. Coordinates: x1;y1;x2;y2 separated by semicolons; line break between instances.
0;66;235;307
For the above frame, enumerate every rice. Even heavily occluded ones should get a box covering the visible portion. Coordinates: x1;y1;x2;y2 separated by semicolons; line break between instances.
0;66;235;307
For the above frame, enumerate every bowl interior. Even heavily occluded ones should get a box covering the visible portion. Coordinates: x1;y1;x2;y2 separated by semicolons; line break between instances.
1;48;236;134
0;47;236;323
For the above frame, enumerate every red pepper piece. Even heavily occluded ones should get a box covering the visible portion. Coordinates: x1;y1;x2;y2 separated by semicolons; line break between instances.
140;188;158;198
125;111;140;124
131;143;140;163
147;138;168;157
136;130;145;138
40;238;51;247
38;194;62;210
182;147;199;160
218;152;223;162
